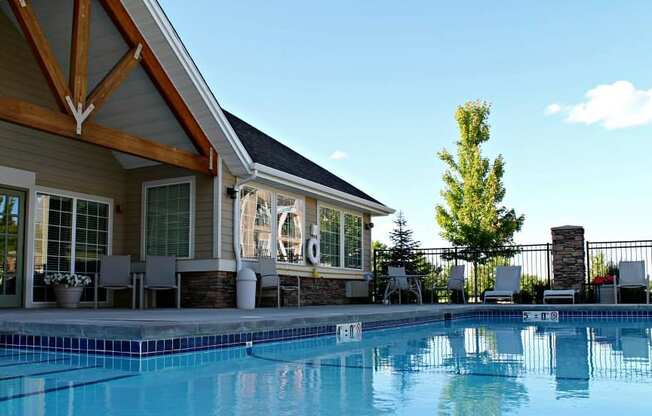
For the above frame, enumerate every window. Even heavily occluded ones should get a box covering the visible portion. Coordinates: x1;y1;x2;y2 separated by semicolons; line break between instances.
240;187;272;258
239;186;305;263
144;179;193;258
276;194;304;264
344;214;362;269
319;207;340;267
33;193;111;302
319;205;363;270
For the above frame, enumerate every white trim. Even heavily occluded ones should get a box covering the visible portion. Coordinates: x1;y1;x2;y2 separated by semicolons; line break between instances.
0;166;35;189
253;163;394;216
139;0;253;175
28;186;114;307
212;156;222;258
141;176;196;261
316;201;364;271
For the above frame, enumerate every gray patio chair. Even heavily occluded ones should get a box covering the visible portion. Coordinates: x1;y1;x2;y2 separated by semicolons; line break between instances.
257;257;301;308
614;261;649;304
383;266;423;304
432;265;466;304
141;256;181;309
483;266;522;304
95;255;136;309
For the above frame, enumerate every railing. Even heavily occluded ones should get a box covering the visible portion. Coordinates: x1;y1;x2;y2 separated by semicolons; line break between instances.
585;240;652;302
373;243;552;303
586;240;652;281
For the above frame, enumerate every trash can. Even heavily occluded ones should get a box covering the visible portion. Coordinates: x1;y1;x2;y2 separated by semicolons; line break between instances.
236;267;257;310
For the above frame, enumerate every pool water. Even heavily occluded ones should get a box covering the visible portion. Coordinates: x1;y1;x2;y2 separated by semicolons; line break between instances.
1;318;652;415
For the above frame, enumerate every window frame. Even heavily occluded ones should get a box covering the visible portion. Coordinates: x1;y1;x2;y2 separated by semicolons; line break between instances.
317;202;364;270
141;176;196;261
31;186;114;304
239;184;306;265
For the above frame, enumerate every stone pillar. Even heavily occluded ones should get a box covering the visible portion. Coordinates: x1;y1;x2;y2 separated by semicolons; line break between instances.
551;226;585;290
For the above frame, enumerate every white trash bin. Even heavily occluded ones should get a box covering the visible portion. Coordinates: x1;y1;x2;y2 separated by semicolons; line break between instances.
236;267;257;310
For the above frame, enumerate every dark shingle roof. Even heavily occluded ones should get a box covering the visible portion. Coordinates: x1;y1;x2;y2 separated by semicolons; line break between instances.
223;111;383;205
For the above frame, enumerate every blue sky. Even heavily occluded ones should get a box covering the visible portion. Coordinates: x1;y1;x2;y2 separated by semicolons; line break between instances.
160;0;652;247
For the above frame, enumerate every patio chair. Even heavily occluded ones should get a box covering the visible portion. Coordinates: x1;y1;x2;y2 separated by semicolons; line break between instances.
432;265;466;304
483;266;522;304
141;256;181;309
257;257;301;308
614;261;649;304
95;255;136;309
383;266;423;305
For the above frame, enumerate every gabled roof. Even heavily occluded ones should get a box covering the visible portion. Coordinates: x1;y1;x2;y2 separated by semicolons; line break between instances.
223;111;384;206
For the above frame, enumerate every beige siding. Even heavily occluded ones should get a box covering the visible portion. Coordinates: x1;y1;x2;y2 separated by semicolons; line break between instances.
124;165;214;259
220;165;236;260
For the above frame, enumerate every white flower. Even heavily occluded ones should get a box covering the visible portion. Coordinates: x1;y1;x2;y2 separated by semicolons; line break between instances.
44;273;91;288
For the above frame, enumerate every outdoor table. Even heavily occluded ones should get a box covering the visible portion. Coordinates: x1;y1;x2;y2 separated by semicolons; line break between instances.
378;274;428;304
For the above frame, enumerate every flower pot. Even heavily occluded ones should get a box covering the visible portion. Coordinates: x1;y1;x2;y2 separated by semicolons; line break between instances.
54;286;84;308
598;285;615;304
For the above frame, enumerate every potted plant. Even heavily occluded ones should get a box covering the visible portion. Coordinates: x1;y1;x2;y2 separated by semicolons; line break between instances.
592;274;615;304
44;273;92;308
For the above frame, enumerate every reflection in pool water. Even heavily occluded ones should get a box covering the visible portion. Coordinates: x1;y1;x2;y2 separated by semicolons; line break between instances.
0;319;651;415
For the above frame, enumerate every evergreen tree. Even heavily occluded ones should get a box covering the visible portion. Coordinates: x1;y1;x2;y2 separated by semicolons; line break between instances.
389;212;427;274
436;100;524;265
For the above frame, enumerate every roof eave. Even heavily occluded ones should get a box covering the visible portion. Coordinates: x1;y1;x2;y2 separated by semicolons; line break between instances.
253;163;395;216
126;0;253;176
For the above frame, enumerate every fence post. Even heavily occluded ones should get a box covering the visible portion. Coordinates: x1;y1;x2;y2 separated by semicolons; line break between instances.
373;248;378;303
585;241;590;284
473;260;478;303
546;243;551;288
551;226;586;291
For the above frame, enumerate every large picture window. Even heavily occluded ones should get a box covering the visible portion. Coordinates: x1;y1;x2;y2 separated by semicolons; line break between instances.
33;192;111;302
344;213;362;269
319;205;363;270
319;207;340;267
240;187;272;258
239;186;304;263
276;194;304;263
144;179;193;259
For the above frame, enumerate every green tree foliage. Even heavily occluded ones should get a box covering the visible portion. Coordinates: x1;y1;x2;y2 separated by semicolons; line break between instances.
436;100;525;264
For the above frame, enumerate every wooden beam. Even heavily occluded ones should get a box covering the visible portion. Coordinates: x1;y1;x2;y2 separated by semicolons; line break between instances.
86;45;142;114
8;0;72;113
69;0;91;107
99;0;214;157
0;97;214;176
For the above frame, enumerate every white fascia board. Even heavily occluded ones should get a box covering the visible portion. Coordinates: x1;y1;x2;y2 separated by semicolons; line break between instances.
136;0;253;175
253;163;395;216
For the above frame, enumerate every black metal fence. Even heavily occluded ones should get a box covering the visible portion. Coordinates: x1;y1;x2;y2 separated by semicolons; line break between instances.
585;240;652;302
373;243;552;304
586;240;652;281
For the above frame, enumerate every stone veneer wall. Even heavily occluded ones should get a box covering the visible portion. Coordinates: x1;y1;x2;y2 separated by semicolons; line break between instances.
180;272;362;308
181;271;237;308
551;226;586;290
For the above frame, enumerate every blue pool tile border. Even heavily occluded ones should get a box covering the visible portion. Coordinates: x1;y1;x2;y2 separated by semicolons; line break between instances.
2;309;652;358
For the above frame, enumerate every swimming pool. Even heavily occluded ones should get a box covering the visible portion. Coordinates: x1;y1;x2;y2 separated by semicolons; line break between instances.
0;317;651;415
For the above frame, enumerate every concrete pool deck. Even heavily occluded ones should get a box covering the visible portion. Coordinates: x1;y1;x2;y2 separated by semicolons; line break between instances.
2;303;652;340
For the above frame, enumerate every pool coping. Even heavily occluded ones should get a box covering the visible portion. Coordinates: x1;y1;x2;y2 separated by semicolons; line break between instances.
2;304;652;358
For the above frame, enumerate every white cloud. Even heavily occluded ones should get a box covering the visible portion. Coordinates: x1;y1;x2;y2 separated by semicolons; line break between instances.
330;150;349;160
554;81;652;129
544;103;562;115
